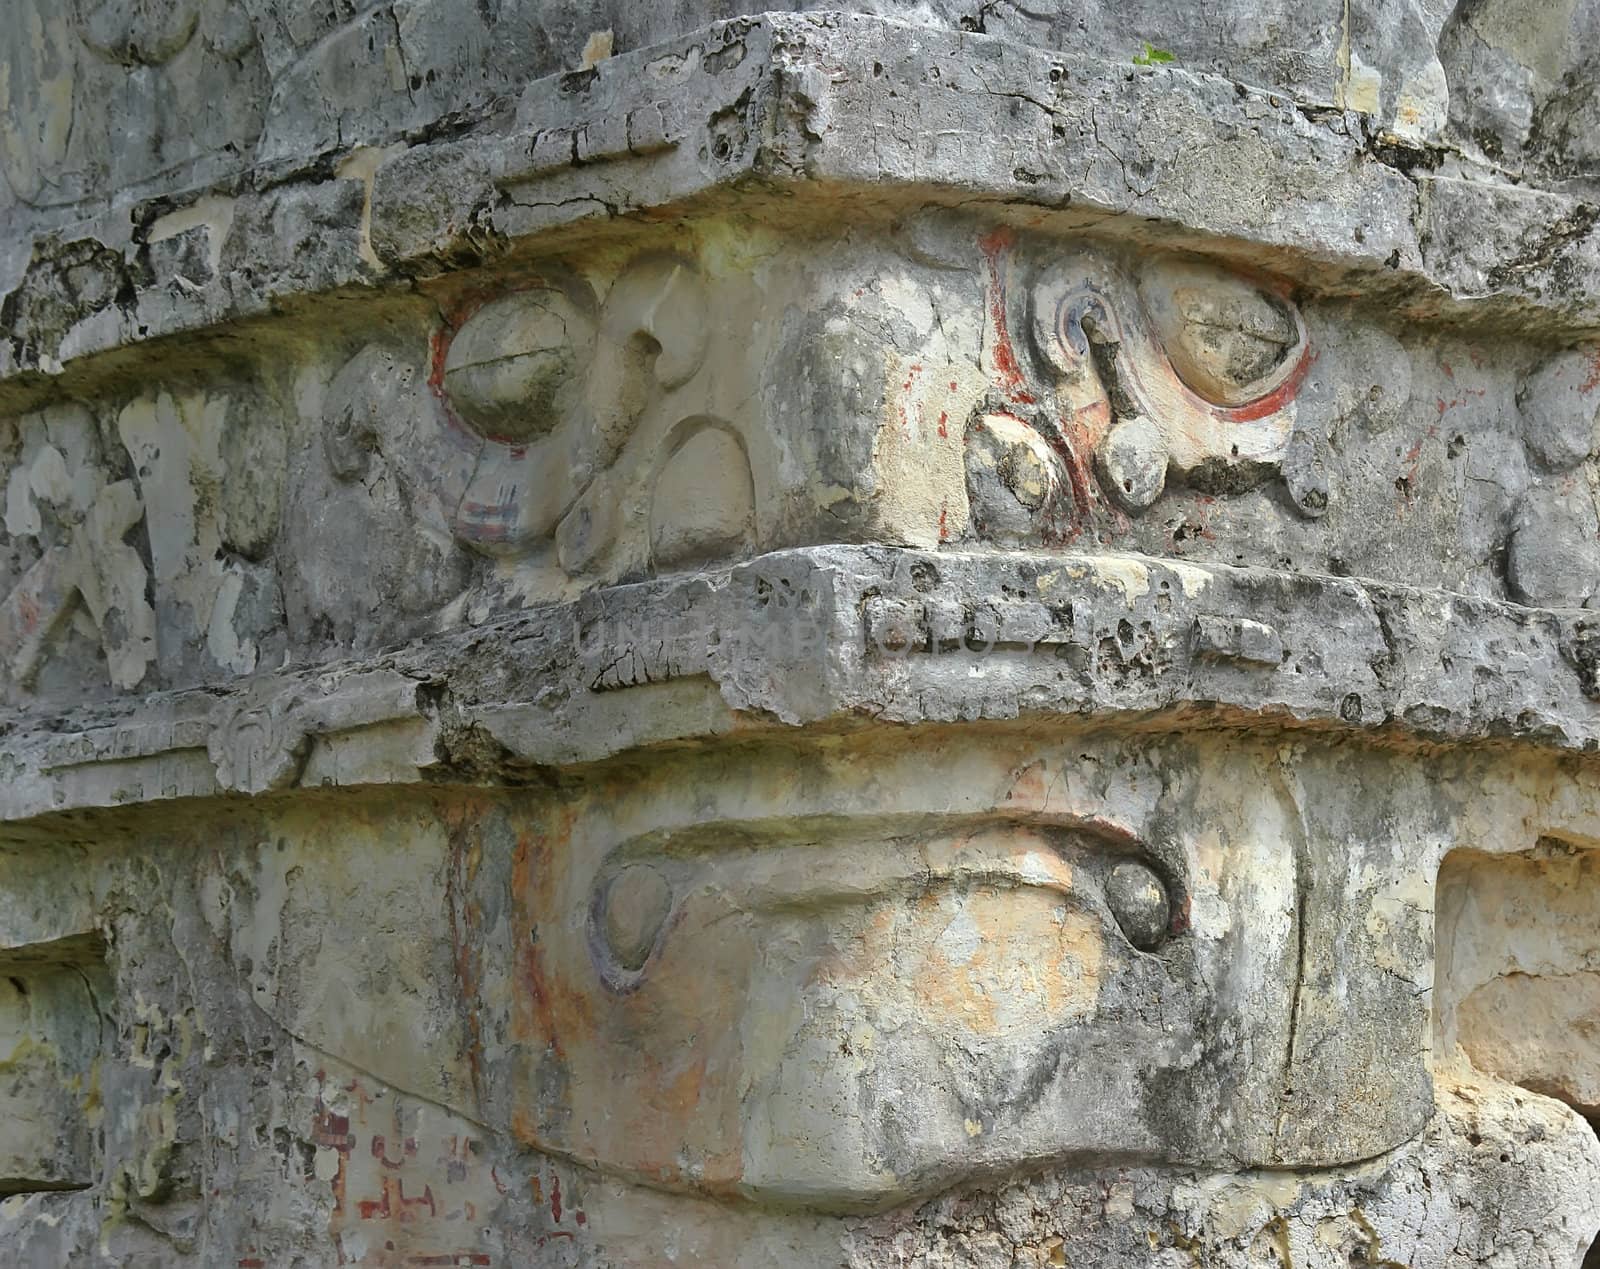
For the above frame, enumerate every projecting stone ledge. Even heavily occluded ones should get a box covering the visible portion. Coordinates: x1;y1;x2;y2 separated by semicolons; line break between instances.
5;546;1600;825
5;12;1600;389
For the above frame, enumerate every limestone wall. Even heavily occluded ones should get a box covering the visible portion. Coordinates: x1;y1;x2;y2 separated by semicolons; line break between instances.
3;3;1600;1265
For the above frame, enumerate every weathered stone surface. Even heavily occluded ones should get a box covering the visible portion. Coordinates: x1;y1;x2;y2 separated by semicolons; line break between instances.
4;2;1600;1265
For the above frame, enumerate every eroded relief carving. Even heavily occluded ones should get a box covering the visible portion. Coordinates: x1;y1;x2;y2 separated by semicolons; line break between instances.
1032;254;1310;502
1503;347;1600;608
432;254;708;564
9;7;1600;1266
206;670;421;795
0;405;156;693
116;389;287;682
68;0;200;66
965;245;1317;550
0;0;262;210
427;734;1446;1218
648;419;756;569
322;253;717;585
0;384;292;700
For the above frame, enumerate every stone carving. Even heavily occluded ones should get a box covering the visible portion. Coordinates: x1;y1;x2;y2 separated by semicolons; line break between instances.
0;0;262;211
322;345;403;484
321;254;713;578
648;419;756;570
432;255;707;563
521;804;1243;1209
115;389;287;683
8;5;1600;1267
0;477;154;692
1102;859;1171;951
206;671;422;795
965;248;1318;548
1;406;157;693
590;861;675;988
1029;252;1311;511
69;0;200;66
504;101;683;185
963;412;1077;546
207;695;307;795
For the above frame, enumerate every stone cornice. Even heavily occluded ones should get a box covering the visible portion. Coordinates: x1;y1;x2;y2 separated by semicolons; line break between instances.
5;545;1597;829
3;13;1597;403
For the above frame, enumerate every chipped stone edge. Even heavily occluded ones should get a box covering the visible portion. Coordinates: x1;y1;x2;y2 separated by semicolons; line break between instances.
4;545;1598;827
3;13;1599;396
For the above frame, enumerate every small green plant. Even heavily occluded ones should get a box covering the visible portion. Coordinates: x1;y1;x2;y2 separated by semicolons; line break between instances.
1133;42;1175;66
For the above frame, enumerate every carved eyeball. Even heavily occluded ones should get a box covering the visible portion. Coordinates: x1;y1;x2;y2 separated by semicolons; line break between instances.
441;289;593;441
1105;860;1171;951
598;864;674;973
1138;262;1301;406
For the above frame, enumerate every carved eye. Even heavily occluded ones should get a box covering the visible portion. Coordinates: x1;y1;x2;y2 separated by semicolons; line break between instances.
441;289;592;441
594;863;674;976
1138;262;1300;406
1104;859;1171;951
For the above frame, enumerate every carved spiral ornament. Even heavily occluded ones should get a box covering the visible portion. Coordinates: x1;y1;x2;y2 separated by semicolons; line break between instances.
1030;253;1312;510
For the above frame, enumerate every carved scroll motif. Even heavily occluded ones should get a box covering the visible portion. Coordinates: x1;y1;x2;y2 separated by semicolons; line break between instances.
421;254;709;570
1027;253;1313;513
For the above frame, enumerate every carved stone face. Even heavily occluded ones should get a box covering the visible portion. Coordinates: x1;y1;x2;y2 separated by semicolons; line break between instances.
493;733;1432;1212
563;817;1181;1207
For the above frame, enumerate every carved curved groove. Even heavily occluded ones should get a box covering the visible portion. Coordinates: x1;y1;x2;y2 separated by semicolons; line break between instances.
648;415;756;570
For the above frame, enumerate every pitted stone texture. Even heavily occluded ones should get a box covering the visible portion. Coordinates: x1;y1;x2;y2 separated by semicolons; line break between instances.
16;544;1600;827
839;1078;1600;1269
1521;346;1600;473
1506;489;1600;607
4;2;1600;1265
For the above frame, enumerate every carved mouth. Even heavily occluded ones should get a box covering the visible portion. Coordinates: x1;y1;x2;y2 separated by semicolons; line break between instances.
585;813;1179;991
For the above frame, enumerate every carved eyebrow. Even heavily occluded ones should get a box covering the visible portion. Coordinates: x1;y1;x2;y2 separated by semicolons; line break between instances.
601;809;1150;862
